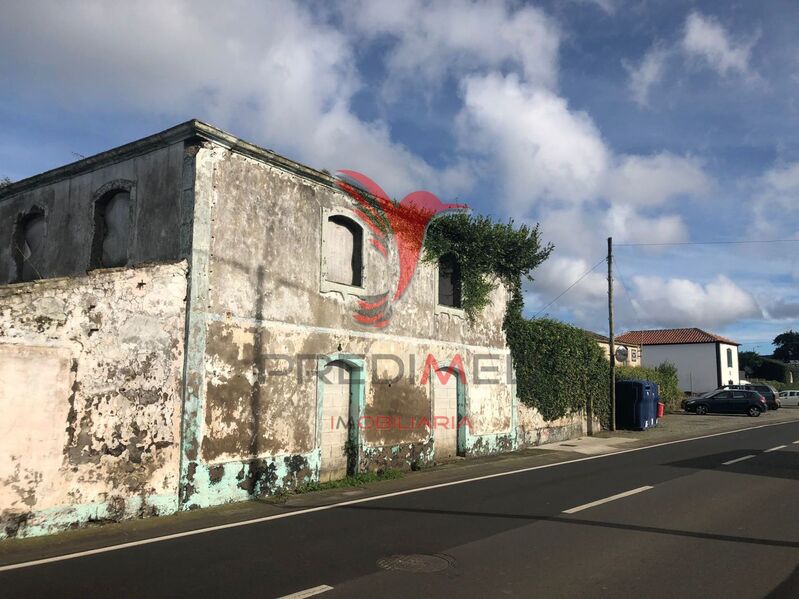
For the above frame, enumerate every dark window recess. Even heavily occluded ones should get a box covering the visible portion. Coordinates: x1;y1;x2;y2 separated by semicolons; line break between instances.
326;215;363;286
726;348;733;368
91;190;131;268
438;254;462;308
13;209;46;282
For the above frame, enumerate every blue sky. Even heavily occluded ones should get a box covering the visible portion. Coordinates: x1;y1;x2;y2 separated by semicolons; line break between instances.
1;0;798;352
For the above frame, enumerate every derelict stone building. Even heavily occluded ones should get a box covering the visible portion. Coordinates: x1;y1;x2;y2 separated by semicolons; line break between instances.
0;121;591;538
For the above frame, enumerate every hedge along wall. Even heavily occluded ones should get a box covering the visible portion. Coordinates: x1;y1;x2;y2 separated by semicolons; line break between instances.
616;363;682;412
505;313;611;427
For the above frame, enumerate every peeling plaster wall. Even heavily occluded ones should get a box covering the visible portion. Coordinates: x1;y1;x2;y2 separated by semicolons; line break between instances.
0;142;187;284
179;147;519;507
516;403;599;448
0;262;187;538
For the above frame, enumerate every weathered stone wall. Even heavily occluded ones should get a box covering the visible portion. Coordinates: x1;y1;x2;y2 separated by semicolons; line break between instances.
0;261;187;538
177;146;517;508
0;142;188;284
516;403;598;448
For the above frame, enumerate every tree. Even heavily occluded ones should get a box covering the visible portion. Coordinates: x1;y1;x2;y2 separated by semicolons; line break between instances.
773;330;799;362
739;351;763;374
0;176;11;189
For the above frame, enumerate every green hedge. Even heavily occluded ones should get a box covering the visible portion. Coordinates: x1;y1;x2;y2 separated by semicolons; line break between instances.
617;362;682;412
505;313;611;426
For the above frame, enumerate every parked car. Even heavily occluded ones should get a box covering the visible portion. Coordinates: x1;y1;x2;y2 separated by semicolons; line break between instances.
682;389;767;417
723;383;780;410
779;390;799;407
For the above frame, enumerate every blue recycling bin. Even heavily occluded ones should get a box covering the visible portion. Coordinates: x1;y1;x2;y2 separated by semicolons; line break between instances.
615;380;658;430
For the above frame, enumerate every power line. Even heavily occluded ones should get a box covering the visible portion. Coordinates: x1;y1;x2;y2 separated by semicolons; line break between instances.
616;238;799;247
532;257;607;318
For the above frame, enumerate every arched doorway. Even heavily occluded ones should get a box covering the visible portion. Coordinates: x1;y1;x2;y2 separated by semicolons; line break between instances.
433;367;466;459
318;358;363;482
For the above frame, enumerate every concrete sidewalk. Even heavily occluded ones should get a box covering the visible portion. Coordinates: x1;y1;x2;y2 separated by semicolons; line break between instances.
3;407;798;568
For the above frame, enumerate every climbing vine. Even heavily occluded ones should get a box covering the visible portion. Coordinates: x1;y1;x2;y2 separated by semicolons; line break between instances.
423;213;552;319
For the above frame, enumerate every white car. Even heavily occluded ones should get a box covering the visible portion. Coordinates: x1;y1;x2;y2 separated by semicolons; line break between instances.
778;390;799;407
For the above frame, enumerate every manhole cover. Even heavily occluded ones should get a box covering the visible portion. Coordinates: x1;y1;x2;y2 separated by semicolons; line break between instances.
377;553;455;573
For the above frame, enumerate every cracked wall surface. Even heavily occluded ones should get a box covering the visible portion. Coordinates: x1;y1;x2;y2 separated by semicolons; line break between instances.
0;261;187;538
179;147;521;507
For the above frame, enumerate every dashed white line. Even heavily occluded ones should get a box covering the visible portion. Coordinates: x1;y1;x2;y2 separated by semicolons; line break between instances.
722;454;756;465
764;445;787;453
563;486;654;514
276;585;334;599
792;440;799;444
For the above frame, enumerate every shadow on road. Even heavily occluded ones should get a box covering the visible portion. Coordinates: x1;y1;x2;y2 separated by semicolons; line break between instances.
666;450;799;481
767;564;799;598
341;503;799;549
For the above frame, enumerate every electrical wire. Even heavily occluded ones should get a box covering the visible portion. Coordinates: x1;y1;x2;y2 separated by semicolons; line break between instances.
532;257;607;319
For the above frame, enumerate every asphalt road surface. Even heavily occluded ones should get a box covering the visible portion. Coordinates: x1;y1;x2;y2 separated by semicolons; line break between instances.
3;420;799;598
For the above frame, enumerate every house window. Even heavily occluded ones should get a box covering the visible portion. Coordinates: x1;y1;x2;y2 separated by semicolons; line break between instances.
631;349;637;362
13;208;46;282
437;254;462;308
726;348;733;369
324;215;363;287
91;189;131;268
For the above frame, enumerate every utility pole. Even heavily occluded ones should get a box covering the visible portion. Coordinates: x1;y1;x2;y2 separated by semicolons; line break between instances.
608;237;616;431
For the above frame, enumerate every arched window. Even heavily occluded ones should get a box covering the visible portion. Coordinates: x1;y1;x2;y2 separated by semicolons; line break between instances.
13;208;46;283
91;189;131;268
325;215;363;287
438;253;462;308
726;348;733;368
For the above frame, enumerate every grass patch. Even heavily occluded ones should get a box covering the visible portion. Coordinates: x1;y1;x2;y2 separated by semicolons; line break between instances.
281;469;405;497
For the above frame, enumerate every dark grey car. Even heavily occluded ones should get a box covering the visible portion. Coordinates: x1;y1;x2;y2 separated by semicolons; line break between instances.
682;389;767;417
724;384;780;410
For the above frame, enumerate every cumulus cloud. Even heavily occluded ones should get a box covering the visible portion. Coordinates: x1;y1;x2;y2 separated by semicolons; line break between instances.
766;299;799;320
681;12;756;76
624;45;669;107
342;0;561;93
624;12;759;106
630;274;761;328
751;161;799;238
604;205;688;245
0;0;465;197
458;73;610;212
603;152;713;207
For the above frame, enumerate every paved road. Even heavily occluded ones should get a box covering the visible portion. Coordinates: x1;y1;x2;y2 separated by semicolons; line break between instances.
3;420;799;598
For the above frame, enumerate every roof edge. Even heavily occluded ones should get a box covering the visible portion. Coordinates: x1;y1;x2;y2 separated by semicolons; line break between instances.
0;119;343;200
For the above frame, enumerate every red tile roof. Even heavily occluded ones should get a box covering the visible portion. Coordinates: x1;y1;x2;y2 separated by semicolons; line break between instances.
616;328;739;346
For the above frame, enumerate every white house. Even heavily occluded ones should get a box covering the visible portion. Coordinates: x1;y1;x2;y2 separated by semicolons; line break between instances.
616;328;740;395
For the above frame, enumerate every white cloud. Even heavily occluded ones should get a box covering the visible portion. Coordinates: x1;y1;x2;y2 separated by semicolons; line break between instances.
604;205;688;245
342;0;561;93
0;0;466;197
603;152;713;207
624;45;669;107
751;161;799;239
681;12;755;76
630;274;761;327
458;73;610;212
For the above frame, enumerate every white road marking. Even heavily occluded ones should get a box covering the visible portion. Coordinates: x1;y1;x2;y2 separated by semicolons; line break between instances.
0;419;796;573
764;445;787;453
722;454;756;465
562;486;654;514
793;440;799;444
276;585;334;599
